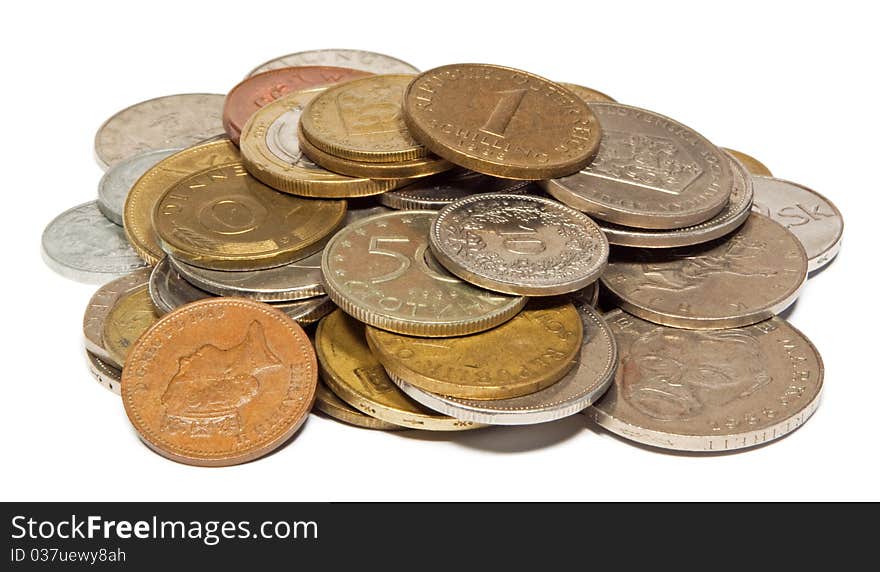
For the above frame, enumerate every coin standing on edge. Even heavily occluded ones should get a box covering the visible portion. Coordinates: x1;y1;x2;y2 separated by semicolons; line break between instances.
247;48;419;77
313;381;404;431
86;351;122;395
97;148;181;226
122;298;318;466
83;268;152;362
101;285;160;368
589;310;823;452
380;169;533;210
722;147;772;176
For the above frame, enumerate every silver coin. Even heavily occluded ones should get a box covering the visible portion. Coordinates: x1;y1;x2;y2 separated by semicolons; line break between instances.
751;176;843;272
93;93;225;170
42;201;147;284
86;351;122;395
247;48;419;77
97;148;181;225
430;194;609;296
83;268;152;363
391;301;617;425
380;169;535;210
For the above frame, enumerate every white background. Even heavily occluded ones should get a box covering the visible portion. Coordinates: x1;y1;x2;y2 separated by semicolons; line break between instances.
3;1;877;501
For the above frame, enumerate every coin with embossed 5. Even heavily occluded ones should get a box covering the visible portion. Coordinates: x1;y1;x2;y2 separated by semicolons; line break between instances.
86;351;123;395
430;194;609;296
98;149;181;226
542;102;733;229
101;285;159;368
247;48;419;77
751;176;843;272
380;168;533;210
122;298;318;466
367;300;583;400
313;381;403;431
403;64;601;180
588;310;823;452
316;310;482;431
600;213;808;329
83;268;152;363
559;83;616;103
722;148;772;177
322;210;526;337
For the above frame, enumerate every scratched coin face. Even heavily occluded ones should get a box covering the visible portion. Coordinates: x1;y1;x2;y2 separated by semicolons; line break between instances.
83;268;152;363
247;48;419;77
101;285;160;367
322;210;526;337
600;213;808;329
98;148;181;226
94;94;225;169
430;194;609;296
122;298;317;466
589;310;823;452
751;176;843;272
542;102;734;229
380;168;534;210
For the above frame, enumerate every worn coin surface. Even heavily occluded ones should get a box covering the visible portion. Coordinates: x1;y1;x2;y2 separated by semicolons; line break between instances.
393;300;616;424
430;194;609;296
380;168;533;210
601;213;808;329
367;300;583;400
589;310;823;452
125;140;241;265
542;102;733;229
122;298;318;466
322;210;526;337
153;163;346;270
97;149;181;226
247;48;419;77
751;176;843;272
94;94;225;169
101;285;160;367
722;147;772;176
223;66;372;143
403;64;601;180
313;380;403;431
83;268;152;362
42;201;147;283
86;351;123;395
316;310;482;430
560;83;617;103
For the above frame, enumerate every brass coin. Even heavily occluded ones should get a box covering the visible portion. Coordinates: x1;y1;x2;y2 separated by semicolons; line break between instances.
101;285;159;367
366;300;584;400
300;74;428;163
560;82;617;103
124;140;240;265
316;310;482;431
402;64;601;180
153;163;346;270
600;213;808;329
83;268;152;363
722;147;773;176
313;381;403;431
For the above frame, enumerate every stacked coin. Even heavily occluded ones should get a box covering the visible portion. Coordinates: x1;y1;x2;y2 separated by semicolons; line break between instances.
42;49;842;464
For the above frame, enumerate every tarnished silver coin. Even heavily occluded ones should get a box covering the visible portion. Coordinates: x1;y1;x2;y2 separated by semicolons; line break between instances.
430;194;609;296
751;176;843;272
97;148;180;225
94;94;225;169
86;351;122;395
589;310;823;452
83;268;152;364
541;102;733;229
247;48;419;77
380;169;534;210
392;301;617;425
42;201;148;284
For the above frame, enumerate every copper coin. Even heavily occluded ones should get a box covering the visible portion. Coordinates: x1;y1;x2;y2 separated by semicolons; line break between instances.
223;66;372;144
122;298;318;466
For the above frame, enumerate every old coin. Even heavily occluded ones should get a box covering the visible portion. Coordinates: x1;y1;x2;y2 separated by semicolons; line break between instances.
392;300;616;425
322;210;526;337
97;148;180;226
248;48;419;77
42;201;147;283
601;213;808;329
223;66;372;143
722;147;772;176
315;310;482;431
751;176;843;272
430;194;609;296
403;64;601;180
313;380;403;431
560;82;617;103
125;140;240;265
94;94;225;169
122;298;317;466
367;300;584;400
589;310;823;452
153;163;346;270
101;285;159;367
542;102;733;229
83;268;152;362
240;87;403;197
380;168;533;210
86;351;122;395
596;154;753;248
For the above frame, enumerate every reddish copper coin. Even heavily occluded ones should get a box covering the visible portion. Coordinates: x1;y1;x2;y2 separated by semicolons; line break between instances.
122;298;318;466
223;66;372;144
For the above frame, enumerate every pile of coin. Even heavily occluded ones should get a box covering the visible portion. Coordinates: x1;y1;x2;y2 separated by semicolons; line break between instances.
42;49;843;466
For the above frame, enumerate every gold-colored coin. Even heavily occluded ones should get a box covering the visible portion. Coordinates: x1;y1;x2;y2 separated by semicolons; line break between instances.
101;285;159;367
560;82;617;103
313;381;403;431
153;163;346;271
299;74;428;163
366;300;584;400
239;87;405;198
315;310;483;431
124;140;240;265
722;148;773;177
